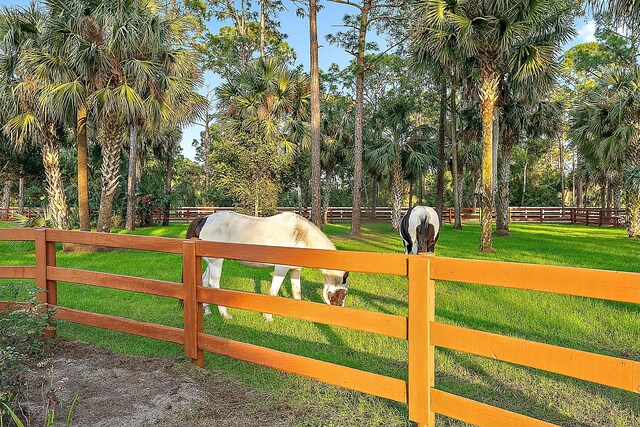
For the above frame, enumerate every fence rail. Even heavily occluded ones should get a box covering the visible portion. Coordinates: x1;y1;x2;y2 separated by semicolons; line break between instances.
0;228;638;427
2;206;627;228
152;206;627;228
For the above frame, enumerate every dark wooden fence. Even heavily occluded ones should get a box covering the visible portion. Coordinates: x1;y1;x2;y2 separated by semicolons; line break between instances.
153;206;628;228
0;228;638;426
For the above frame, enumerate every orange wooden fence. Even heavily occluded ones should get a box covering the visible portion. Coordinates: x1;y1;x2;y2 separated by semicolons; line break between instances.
153;206;627;228
0;228;638;426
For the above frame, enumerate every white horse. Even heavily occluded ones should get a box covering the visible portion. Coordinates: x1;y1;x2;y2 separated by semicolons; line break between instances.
399;206;440;254
186;211;349;321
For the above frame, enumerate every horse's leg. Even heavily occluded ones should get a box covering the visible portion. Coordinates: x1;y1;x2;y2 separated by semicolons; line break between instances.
263;265;288;322
203;258;232;319
290;268;302;300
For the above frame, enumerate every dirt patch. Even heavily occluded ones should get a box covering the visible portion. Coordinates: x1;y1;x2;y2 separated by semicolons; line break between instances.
20;340;292;427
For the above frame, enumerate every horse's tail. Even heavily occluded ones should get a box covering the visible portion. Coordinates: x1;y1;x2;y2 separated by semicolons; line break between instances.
180;216;208;308
417;211;439;253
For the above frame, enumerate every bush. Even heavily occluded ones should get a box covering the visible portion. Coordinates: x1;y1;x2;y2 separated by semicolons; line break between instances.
0;285;55;424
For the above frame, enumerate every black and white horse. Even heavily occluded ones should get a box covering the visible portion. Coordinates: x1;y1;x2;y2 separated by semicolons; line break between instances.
399;206;440;254
186;211;349;321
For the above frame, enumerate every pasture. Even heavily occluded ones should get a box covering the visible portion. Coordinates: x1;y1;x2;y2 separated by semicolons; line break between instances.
1;221;639;426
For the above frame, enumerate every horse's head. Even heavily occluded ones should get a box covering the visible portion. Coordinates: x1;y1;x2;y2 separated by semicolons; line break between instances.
320;270;349;306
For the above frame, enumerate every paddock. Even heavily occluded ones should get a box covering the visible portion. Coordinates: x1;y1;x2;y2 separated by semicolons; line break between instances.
0;222;638;426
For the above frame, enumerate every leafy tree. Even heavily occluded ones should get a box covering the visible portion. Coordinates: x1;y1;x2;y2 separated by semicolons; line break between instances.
412;0;575;251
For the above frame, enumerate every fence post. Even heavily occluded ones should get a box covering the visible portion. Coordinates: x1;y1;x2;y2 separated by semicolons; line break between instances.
182;239;204;367
35;229;57;338
408;255;434;426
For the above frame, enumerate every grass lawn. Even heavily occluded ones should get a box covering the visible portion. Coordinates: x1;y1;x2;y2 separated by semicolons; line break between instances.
1;221;639;426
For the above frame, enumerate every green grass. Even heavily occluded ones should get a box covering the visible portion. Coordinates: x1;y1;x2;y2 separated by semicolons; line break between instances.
1;221;639;426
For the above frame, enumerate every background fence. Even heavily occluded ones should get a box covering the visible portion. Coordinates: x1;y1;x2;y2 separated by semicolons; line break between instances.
0;228;637;426
1;206;627;228
153;206;627;228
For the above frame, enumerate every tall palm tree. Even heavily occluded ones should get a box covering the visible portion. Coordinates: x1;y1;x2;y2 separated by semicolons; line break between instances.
412;0;575;251
571;66;640;236
308;0;323;227
0;4;69;229
366;97;436;230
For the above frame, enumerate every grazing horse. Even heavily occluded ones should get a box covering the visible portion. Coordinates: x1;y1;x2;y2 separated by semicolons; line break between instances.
186;211;349;321
399;206;440;254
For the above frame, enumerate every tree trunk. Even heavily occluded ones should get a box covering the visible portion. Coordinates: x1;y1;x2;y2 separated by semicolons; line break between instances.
309;0;322;227
260;0;266;58
436;80;446;223
42;124;69;229
600;179;606;209
479;65;498;252
204;111;210;193
451;79;461;229
2;180;11;214
350;3;370;236
559;136;565;209
613;175;622;209
390;152;403;231
297;184;303;214
472;172;478;209
77;103;91;231
606;177;613;209
323;168;333;224
18;176;24;213
371;175;379;220
97;112;122;233
576;175;583;208
418;173;424;205
492;106;499;204
521;154;528;206
408;178;413;209
125;124;139;230
496;142;513;235
162;153;172;226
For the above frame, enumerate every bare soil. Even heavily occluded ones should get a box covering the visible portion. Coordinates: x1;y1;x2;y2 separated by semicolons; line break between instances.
20;339;293;427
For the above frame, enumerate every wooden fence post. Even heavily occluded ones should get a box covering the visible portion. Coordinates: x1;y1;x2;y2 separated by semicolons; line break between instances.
35;229;57;338
183;239;204;367
408;255;434;426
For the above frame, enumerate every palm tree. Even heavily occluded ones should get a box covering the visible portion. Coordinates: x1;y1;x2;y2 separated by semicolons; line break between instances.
571;66;640;236
308;0;323;227
0;4;69;229
366;97;436;230
412;0;575;251
217;58;310;214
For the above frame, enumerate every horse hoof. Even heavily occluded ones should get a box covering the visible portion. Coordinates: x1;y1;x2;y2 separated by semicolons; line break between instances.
263;314;273;322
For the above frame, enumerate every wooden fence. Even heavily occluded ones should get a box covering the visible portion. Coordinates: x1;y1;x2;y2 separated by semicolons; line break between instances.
0;229;638;426
0;207;45;222
154;206;628;228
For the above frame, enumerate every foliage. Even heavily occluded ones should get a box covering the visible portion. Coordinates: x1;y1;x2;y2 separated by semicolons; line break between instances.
0;286;54;423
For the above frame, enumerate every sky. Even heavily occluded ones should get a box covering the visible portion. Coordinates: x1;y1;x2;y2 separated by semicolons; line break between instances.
3;0;597;160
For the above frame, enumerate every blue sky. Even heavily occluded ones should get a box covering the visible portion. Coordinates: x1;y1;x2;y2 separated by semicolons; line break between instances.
3;0;597;160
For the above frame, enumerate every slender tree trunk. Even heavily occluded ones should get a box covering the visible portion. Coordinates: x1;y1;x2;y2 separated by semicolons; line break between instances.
297;183;303;214
260;0;266;58
472;172;478;209
436;80;446;223
418;173;424;205
18;176;24;213
2;180;11;214
162;154;172;226
451;79;461;229
371;176;379;220
408;178;413;209
625;138;640;237
606;177;613;209
600;179;606;209
492;106;499;204
496;142;513;235
390;152;403;230
559;136;565;209
613;176;622;209
309;0;322;227
576;175;583;208
42;124;69;229
204;111;210;193
77;103;91;231
479;65;498;252
572;154;576;206
97;112;121;233
323;169;333;224
521;154;528;206
350;3;369;236
125;124;139;230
